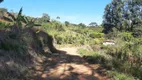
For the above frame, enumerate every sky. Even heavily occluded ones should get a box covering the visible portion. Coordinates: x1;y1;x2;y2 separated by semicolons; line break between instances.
0;0;111;25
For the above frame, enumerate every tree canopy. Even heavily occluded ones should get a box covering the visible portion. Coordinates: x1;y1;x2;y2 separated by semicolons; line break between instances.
65;21;70;26
103;0;142;34
78;23;86;28
89;22;98;27
0;0;3;3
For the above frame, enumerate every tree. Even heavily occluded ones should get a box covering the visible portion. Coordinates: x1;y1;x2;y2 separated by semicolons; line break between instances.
39;13;50;23
65;21;70;27
89;22;98;27
0;0;3;3
103;0;124;33
78;23;86;28
103;0;142;34
56;16;60;19
125;0;142;31
103;4;114;33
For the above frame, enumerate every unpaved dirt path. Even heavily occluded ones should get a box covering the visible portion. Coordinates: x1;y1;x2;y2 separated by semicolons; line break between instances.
59;47;80;56
29;47;110;80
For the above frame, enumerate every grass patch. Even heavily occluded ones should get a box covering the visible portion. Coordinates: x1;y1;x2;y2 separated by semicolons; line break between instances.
78;48;109;64
108;71;135;80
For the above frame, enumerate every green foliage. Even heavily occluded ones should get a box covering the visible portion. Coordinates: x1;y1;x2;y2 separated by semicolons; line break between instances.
24;17;41;28
1;4;142;80
3;8;24;28
3;8;41;29
105;28;120;39
105;38;142;79
77;32;142;79
37;13;50;23
89;32;104;38
78;23;86;28
103;0;142;33
105;29;134;41
49;20;65;31
88;27;103;32
0;22;6;28
0;0;3;3
54;31;87;45
132;26;142;37
0;31;27;57
65;21;70;27
108;71;135;80
78;48;109;64
121;32;133;41
93;38;103;44
41;21;104;46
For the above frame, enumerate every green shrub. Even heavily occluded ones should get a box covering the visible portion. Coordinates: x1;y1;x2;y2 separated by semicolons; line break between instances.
53;30;93;45
78;48;108;64
93;39;101;44
0;22;6;28
0;22;11;29
108;71;135;80
88;27;103;32
105;28;120;39
104;38;142;79
132;26;142;38
122;32;133;41
89;32;104;38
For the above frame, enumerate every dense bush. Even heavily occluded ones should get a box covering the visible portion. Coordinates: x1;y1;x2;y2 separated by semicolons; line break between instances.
89;32;104;38
0;22;6;28
132;26;142;38
105;38;142;79
121;32;133;41
108;71;135;80
78;48;107;64
54;31;91;45
88;27;103;32
41;23;104;46
77;36;142;79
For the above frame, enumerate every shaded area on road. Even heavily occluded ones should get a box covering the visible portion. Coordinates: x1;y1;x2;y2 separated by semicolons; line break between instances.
27;48;109;80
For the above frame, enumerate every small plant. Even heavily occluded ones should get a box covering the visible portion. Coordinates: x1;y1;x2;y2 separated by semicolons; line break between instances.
3;8;25;28
24;17;41;28
0;21;6;28
3;7;41;29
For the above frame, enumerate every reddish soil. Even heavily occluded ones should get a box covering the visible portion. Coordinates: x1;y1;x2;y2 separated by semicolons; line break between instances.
27;47;110;80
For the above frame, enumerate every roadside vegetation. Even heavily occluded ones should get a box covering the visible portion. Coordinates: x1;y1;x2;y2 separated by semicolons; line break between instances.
0;0;142;80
